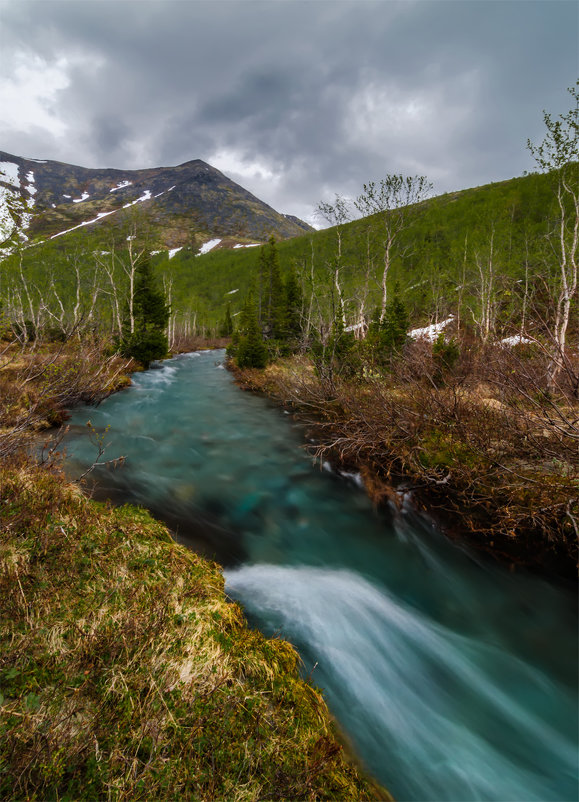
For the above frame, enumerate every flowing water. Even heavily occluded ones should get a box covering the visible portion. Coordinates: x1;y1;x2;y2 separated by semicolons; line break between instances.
62;350;578;802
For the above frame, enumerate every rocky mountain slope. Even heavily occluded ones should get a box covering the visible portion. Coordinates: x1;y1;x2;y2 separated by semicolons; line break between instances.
0;151;313;250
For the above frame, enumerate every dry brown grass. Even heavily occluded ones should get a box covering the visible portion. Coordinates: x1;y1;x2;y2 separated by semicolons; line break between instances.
0;338;135;460
232;342;578;579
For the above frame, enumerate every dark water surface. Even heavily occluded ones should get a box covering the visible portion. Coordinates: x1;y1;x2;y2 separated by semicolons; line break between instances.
62;351;578;802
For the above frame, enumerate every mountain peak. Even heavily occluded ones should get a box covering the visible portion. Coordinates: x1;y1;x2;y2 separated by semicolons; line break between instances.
0;151;313;249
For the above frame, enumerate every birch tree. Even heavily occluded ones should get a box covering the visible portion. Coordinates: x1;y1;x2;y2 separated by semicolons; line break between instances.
527;81;578;385
354;174;433;321
316;194;351;326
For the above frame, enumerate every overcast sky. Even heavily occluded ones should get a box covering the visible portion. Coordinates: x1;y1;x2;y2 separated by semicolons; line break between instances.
0;0;577;225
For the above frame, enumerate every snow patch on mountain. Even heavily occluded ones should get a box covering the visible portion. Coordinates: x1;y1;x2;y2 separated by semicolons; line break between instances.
123;190;152;208
73;192;90;203
168;247;182;259
0;161;20;188
50;209;118;239
110;180;132;192
0;186;17;242
25;171;37;209
197;238;221;255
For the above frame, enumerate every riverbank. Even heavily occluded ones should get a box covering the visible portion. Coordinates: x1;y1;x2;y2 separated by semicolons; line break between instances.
230;354;578;582
0;457;382;800
0;341;386;800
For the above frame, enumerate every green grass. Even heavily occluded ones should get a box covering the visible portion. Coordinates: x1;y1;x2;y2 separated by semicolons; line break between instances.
0;459;385;801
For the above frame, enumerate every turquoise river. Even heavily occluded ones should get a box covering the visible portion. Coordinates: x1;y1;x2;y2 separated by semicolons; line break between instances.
62;350;578;802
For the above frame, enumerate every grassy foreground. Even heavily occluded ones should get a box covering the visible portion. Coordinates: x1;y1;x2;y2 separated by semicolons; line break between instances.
0;459;384;801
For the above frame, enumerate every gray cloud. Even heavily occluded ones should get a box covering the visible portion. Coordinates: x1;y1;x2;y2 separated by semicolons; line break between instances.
0;0;577;224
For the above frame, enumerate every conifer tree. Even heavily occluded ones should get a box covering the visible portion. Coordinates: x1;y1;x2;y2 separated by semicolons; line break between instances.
256;245;267;325
120;256;169;368
365;286;408;366
381;287;409;352
236;293;268;368
284;267;303;341
264;236;285;339
219;302;234;337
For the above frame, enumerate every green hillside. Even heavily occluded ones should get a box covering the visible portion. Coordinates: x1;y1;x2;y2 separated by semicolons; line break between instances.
0;167;574;340
153;168;572;334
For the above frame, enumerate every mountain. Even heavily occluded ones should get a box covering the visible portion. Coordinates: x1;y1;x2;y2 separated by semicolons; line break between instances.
0;151;313;250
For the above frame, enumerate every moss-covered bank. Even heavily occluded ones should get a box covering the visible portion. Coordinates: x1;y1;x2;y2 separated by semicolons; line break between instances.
0;460;385;801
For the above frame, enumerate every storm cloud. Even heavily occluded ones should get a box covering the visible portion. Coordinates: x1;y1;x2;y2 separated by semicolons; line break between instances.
0;0;576;224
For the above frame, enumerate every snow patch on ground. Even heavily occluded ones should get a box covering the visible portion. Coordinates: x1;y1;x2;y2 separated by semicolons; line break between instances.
20;211;33;234
123;189;152;208
28;158;47;163
233;242;260;249
25;171;37;209
72;192;90;203
0;162;20;188
226;288;239;295
50;208;118;239
63;194;71;199
168;247;182;259
197;238;222;255
409;316;454;342
110;180;132;192
499;335;533;347
0;186;17;241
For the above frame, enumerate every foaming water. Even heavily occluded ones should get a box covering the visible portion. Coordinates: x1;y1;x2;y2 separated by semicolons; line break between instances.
226;565;576;801
62;350;578;801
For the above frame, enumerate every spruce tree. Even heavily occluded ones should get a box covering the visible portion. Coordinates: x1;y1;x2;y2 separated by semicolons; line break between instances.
219;302;234;337
256;245;267;325
236;293;268;369
284;268;303;341
382;288;409;352
120;256;169;369
264;236;285;339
